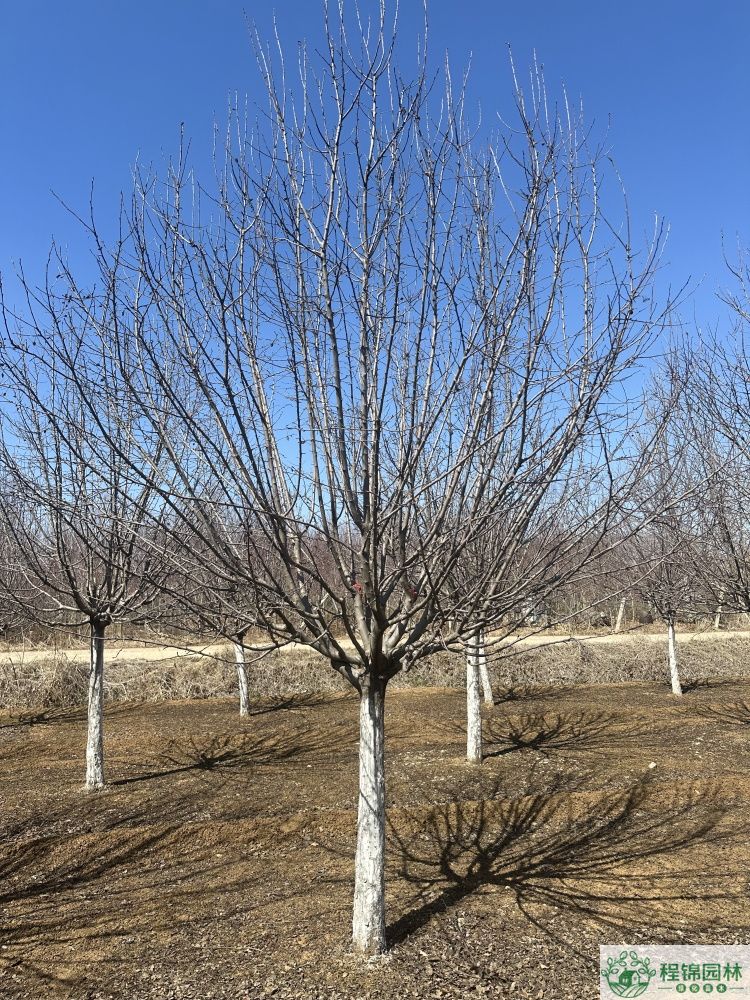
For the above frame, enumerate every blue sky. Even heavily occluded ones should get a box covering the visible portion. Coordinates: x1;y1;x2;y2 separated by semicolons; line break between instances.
1;2;748;331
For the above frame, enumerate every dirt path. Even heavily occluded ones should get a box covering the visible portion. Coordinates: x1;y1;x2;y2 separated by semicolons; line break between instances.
0;640;230;665
1;626;747;667
499;626;750;648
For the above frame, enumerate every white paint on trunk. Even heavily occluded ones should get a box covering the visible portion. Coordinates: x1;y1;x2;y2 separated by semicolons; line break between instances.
714;605;723;631
352;679;387;955
234;639;250;717
86;620;106;791
614;597;626;633
668;618;682;696
466;633;483;764
477;629;493;706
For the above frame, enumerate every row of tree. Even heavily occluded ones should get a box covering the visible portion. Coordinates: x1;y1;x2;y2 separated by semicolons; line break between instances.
1;6;750;955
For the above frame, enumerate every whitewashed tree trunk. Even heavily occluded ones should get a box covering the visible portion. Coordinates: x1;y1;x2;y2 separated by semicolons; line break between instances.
86;620;106;791
352;678;387;955
477;629;493;706
614;597;627;634
713;602;723;631
466;633;483;764
234;634;250;716
667;617;682;696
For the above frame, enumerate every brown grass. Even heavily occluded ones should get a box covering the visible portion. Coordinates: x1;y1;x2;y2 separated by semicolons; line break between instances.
2;633;750;710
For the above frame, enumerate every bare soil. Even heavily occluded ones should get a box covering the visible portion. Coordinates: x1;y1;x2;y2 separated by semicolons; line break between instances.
1;678;749;999
1;627;746;665
0;641;230;666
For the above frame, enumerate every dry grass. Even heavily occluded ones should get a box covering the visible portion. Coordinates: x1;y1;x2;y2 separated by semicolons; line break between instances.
2;633;750;710
480;634;750;687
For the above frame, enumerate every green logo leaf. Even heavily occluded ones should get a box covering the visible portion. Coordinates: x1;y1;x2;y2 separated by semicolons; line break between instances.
602;951;656;997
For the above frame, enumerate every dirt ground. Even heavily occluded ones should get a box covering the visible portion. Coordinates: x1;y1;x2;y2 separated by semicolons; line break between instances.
1;626;746;666
1;678;750;999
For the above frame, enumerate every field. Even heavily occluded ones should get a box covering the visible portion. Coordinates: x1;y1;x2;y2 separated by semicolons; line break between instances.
2;640;750;999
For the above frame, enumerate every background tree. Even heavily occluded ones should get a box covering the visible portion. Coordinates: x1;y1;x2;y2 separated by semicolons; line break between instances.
673;273;750;626
453;444;669;765
152;510;269;717
0;315;172;790
629;411;709;696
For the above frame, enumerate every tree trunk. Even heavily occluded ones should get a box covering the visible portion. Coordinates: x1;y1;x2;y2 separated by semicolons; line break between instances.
713;602;723;631
667;617;682;696
86;619;106;791
477;629;493;706
352;677;387;955
614;597;626;633
234;635;250;717
466;633;483;764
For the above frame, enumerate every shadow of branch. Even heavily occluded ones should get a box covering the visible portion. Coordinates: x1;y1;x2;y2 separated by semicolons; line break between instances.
387;775;743;947
484;711;652;758
696;701;750;726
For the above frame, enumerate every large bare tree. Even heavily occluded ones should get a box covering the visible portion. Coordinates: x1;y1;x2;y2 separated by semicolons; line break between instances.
2;8;669;953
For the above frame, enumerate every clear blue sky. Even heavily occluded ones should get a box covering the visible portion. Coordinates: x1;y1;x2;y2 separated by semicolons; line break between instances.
1;2;748;331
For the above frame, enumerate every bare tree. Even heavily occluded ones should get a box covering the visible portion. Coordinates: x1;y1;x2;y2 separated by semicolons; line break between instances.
151;511;267;716
614;596;627;633
465;631;483;762
0;317;171;789
0;488;36;644
448;446;670;764
636;524;691;695
477;630;493;706
3;9;669;953
629;410;709;696
672;279;750;624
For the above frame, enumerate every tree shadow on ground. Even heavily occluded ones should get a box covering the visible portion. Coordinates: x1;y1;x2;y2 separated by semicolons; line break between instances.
249;692;334;716
0;807;290;991
111;723;349;786
696;701;750;726
681;678;739;694
483;711;651;758
0;819;170;908
0;707;86;728
387;775;744;949
0;703;140;729
491;684;561;706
